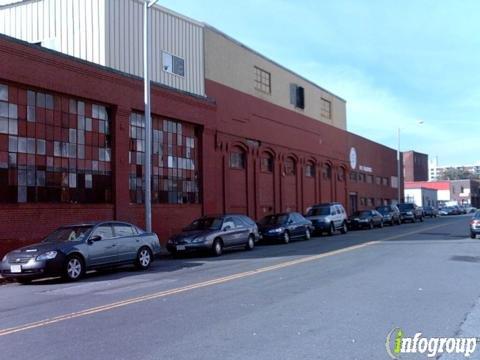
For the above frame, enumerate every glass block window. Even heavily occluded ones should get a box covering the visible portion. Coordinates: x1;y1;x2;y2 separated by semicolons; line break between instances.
0;83;112;203
129;113;199;204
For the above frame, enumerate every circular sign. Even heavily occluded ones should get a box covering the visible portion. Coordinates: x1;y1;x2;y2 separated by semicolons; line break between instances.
349;147;357;170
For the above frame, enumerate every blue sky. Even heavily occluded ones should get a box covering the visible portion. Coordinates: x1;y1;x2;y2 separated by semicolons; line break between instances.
161;0;479;166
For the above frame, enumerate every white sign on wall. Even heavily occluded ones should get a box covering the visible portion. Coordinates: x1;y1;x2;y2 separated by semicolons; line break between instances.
349;147;357;170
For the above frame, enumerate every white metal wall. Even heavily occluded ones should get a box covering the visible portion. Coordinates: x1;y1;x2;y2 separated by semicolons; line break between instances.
105;0;205;96
0;0;205;96
0;0;106;66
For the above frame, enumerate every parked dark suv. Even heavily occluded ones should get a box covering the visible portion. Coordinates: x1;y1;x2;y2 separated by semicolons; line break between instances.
398;203;424;223
375;205;401;226
305;202;348;235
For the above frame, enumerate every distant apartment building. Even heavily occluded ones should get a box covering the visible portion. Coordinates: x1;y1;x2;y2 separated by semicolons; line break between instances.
429;158;480;181
402;150;428;182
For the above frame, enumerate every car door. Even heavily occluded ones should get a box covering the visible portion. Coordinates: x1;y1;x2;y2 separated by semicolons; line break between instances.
221;217;237;247
87;223;118;266
292;213;305;237
284;214;297;237
113;223;139;262
373;211;382;225
333;206;342;228
232;216;250;244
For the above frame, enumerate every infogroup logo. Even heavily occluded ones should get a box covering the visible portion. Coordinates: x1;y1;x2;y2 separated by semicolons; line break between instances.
385;328;478;359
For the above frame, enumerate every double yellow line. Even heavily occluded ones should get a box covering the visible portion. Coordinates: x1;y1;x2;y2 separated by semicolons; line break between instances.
0;219;465;337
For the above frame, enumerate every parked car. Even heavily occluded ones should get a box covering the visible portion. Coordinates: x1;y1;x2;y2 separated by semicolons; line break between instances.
305;202;348;235
467;206;478;214
440;206;460;216
348;210;384;230
375;205;401;226
470;211;480;239
423;206;439;218
167;215;259;257
0;221;161;283
258;212;313;244
398;203;424;223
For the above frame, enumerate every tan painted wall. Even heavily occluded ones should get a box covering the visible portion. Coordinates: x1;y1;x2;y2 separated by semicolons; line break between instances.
204;26;347;130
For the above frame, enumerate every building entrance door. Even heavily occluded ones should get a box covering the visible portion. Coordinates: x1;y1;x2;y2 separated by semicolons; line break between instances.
349;192;358;214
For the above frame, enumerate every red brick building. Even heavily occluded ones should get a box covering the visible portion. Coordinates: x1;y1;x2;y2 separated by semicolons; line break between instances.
0;32;400;257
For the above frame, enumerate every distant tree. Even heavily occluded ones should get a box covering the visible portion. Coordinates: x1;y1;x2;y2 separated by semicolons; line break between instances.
438;167;479;180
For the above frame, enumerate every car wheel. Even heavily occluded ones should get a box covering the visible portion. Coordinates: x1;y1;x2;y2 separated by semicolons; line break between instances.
340;222;348;234
212;238;223;257
283;231;290;244
304;228;311;240
328;223;335;236
471;232;476;239
64;255;84;282
245;235;255;250
136;247;152;270
369;221;374;230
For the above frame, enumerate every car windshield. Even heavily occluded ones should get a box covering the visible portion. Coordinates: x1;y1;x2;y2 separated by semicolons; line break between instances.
474;212;480;219
185;217;223;231
376;206;390;214
353;211;371;218
43;225;93;243
259;214;289;226
307;207;330;216
398;204;414;211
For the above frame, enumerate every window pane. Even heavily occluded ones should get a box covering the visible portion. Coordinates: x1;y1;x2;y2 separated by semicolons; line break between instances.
114;225;135;237
0;84;7;101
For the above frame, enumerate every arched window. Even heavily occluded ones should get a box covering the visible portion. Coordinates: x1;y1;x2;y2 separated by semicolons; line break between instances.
305;162;315;177
261;153;274;173
229;147;245;169
337;167;345;182
285;157;296;176
322;163;332;180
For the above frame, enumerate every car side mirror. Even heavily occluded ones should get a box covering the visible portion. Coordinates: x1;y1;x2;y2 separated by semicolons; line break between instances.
88;234;102;244
223;225;232;232
288;219;294;224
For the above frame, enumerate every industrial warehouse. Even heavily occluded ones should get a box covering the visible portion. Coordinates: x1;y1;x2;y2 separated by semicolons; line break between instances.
0;0;399;254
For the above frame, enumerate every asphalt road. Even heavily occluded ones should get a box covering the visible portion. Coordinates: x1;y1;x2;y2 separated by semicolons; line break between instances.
1;215;479;360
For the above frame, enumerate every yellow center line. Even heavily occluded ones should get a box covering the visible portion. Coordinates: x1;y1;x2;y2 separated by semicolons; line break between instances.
0;217;467;337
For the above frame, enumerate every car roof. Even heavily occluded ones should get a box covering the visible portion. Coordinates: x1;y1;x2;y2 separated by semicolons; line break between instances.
59;221;136;228
312;202;342;207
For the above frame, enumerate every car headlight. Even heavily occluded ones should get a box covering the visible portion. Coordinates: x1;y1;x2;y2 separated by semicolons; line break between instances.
269;227;285;234
191;237;206;243
36;251;58;261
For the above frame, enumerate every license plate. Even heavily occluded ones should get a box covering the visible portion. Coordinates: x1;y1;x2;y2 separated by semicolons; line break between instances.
10;265;22;273
176;245;186;251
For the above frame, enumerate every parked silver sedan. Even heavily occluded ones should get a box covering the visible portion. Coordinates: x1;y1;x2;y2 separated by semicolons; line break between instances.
0;221;161;283
167;215;260;256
